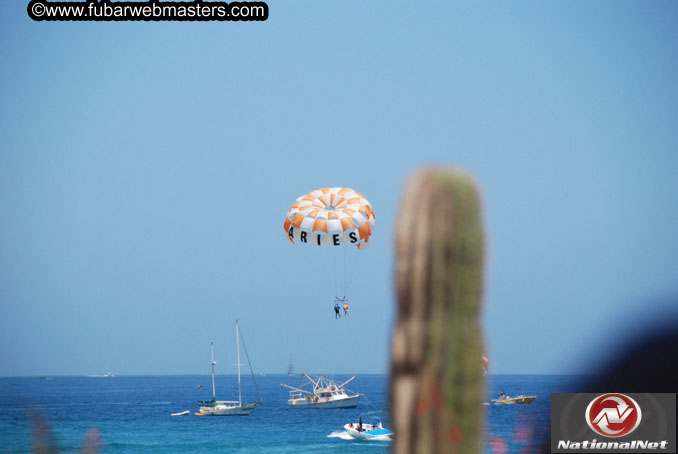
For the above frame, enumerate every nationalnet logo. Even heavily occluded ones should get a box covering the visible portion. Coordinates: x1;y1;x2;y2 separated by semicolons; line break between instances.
551;393;676;453
585;393;641;438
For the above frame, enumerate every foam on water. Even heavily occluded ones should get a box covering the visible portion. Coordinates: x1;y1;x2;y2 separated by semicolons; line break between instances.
369;434;393;441
327;430;354;440
327;431;392;442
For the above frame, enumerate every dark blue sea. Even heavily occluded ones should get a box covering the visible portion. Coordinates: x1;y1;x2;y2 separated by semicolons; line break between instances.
0;374;585;453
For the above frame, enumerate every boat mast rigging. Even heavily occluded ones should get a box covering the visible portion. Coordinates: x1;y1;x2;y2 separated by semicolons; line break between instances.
211;342;216;401
236;320;242;406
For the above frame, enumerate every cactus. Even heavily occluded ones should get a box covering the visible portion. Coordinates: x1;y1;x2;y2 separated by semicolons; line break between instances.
390;168;485;454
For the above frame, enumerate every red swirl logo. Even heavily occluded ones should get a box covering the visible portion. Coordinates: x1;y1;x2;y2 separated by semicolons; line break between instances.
585;393;641;438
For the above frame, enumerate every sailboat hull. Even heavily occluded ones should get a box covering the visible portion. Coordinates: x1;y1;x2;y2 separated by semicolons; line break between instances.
198;402;259;416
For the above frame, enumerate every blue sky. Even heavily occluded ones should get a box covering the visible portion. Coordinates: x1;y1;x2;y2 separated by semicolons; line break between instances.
1;1;677;376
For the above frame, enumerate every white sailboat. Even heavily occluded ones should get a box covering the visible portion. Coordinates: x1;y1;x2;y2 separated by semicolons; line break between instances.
196;321;262;416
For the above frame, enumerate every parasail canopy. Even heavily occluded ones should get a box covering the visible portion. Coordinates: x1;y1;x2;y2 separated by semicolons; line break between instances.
284;187;375;249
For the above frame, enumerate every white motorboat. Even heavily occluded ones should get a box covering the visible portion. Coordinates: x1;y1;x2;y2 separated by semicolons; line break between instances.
282;373;361;409
344;412;393;440
195;321;262;416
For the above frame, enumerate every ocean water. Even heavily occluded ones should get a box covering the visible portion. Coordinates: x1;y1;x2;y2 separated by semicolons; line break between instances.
0;374;585;453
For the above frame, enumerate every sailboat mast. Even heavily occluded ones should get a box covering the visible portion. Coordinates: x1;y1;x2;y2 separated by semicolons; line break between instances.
210;341;216;400
236;320;242;406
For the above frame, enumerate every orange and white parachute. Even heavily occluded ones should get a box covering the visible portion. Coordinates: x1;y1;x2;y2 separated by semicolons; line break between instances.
284;187;375;249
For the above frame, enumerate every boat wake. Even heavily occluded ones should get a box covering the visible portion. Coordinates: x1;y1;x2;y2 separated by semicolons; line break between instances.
365;434;393;441
327;431;354;440
327;430;392;441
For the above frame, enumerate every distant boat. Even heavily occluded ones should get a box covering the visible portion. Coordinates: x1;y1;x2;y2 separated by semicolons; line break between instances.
287;362;295;376
195;321;262;416
491;394;536;405
282;374;361;409
86;372;115;378
344;411;393;440
171;410;190;416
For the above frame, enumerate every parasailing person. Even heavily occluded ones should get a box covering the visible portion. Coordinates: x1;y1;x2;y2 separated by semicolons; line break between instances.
283;187;376;316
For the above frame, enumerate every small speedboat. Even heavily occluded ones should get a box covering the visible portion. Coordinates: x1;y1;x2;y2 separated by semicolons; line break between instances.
491;395;536;405
344;412;393;440
171;410;190;416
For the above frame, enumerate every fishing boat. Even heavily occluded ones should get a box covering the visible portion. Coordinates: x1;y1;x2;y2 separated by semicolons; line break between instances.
491;394;536;405
281;373;361;408
344;412;393;440
195;321;262;416
286;361;295;376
